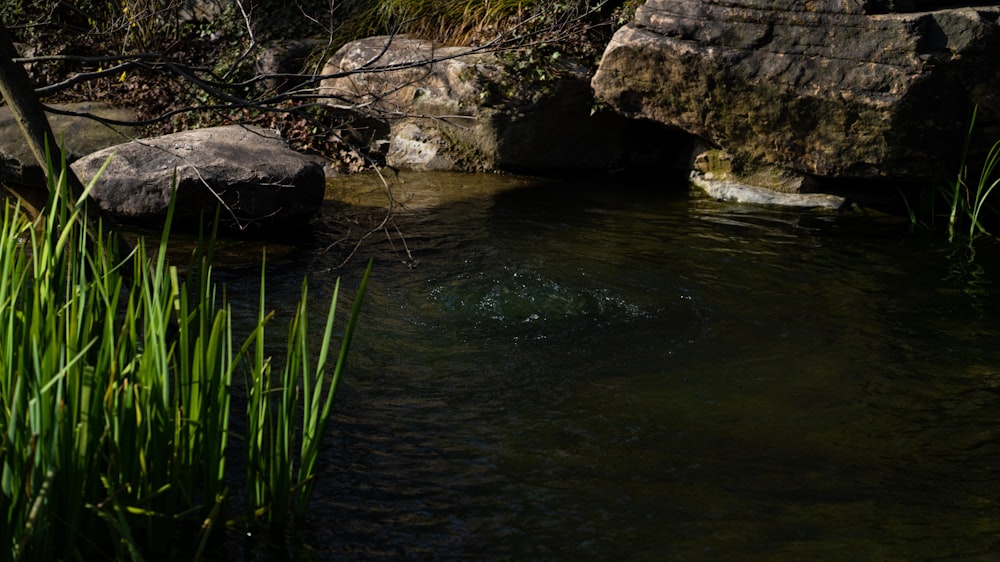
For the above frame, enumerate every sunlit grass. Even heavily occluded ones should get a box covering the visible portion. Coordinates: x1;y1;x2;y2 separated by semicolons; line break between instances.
338;0;610;45
336;0;527;44
375;0;536;43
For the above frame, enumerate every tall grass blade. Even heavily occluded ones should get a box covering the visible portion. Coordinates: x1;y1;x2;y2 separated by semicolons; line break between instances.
295;258;372;518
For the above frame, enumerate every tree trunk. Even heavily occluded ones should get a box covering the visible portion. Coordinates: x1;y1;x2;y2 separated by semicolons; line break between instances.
0;24;128;256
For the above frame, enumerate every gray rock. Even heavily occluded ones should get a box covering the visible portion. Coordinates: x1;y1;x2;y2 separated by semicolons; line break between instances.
0;102;140;187
385;122;461;171
176;0;226;22
690;142;820;192
688;140;844;208
70;125;324;231
691;173;847;209
319;35;685;173
256;39;325;93
592;0;1000;181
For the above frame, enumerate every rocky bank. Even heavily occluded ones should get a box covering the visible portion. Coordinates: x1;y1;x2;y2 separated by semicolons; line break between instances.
7;1;1000;224
591;0;1000;194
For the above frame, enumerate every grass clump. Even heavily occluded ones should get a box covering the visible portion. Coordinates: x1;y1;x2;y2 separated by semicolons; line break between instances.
941;105;1000;249
0;152;370;560
337;0;626;59
901;106;1000;258
368;0;536;44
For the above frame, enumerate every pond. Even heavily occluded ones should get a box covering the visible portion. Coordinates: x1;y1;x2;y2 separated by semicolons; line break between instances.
216;171;1000;561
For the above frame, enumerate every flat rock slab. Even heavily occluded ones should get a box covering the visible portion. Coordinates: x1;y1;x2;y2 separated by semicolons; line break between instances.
592;1;1000;180
691;173;847;209
71;125;325;231
0;101;140;187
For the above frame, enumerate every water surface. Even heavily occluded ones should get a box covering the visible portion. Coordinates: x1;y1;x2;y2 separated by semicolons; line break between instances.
223;172;1000;561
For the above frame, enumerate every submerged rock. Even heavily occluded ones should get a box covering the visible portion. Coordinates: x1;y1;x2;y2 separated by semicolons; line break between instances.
592;0;1000;182
691;173;848;209
70;125;324;231
688;142;845;208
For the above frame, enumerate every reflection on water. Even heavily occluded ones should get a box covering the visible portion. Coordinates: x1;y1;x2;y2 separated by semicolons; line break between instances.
220;172;1000;561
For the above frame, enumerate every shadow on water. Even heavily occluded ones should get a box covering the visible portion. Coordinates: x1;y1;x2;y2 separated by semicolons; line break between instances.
204;172;1000;561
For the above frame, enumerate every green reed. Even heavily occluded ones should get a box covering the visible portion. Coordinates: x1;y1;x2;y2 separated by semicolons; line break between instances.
243;255;369;533
941;105;1000;250
0;153;370;560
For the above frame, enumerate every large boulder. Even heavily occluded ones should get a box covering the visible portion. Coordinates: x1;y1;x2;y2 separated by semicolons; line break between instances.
319;35;685;173
70;125;325;230
591;0;1000;182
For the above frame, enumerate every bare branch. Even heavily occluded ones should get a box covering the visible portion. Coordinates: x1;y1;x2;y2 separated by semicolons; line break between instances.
1;1;615;263
221;0;258;81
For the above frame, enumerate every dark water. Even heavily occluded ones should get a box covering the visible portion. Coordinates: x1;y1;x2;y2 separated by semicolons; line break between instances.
221;172;1000;561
